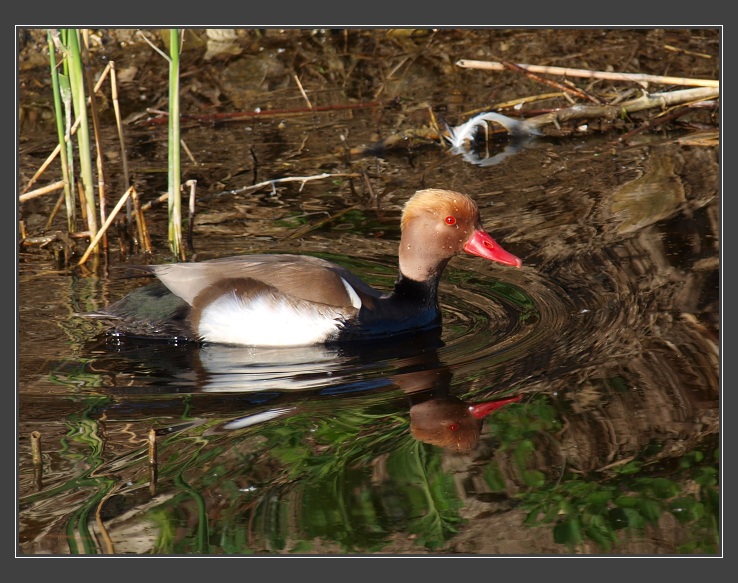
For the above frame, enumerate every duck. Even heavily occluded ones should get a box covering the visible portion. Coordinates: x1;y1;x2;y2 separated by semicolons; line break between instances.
94;188;522;346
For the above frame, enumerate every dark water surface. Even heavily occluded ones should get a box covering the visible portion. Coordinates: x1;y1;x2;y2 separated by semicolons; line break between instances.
17;29;720;555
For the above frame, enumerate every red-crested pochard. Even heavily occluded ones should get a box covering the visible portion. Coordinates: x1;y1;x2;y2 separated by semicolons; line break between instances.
95;189;522;346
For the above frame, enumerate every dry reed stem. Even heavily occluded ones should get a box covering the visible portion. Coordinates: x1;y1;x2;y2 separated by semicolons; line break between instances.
30;431;42;466
294;74;313;110
148;428;157;465
131;187;153;254
109;62;131;218
84;57;108;253
77;186;133;266
19;180;65;202
456;59;720;88
45;191;66;231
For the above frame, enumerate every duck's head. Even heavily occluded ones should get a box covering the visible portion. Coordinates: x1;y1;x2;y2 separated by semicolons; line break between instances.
399;189;522;282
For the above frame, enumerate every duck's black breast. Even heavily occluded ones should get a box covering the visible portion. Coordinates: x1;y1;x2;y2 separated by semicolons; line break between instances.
337;276;442;341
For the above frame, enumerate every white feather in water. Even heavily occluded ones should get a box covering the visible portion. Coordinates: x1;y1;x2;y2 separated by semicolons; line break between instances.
445;111;542;167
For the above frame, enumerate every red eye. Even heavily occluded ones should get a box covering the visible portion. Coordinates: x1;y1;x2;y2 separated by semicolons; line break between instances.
445;216;456;225
448;423;459;432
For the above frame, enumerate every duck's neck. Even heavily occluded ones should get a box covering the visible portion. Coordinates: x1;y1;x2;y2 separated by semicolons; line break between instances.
390;272;442;309
398;228;451;283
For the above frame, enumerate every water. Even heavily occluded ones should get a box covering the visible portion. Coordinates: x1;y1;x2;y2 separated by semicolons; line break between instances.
17;29;720;555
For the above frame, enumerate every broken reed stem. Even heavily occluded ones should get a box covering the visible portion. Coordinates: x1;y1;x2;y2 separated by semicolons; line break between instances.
21;142;65;195
45;191;66;231
77;186;133;266
19;180;65;203
614;86;719;114
31;431;42;465
148;428;157;466
502;61;603;105
456;59;720;89
130;187;153;254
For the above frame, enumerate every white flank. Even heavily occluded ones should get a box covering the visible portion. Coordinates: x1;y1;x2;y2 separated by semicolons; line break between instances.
197;290;351;346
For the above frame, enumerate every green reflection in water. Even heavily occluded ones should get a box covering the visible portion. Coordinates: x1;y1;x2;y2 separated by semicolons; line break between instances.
146;403;468;553
482;396;720;554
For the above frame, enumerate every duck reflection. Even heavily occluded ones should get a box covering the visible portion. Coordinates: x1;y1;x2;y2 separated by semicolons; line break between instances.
85;329;521;451
372;353;520;452
205;332;521;452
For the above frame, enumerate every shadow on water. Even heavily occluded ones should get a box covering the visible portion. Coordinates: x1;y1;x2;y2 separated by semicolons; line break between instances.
17;29;719;555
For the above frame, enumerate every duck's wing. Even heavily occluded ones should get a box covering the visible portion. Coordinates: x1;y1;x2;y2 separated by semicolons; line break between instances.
151;254;381;310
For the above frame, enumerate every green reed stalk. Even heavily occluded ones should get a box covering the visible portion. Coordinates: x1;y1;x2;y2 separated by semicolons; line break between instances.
167;29;183;260
62;29;98;247
47;31;75;232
